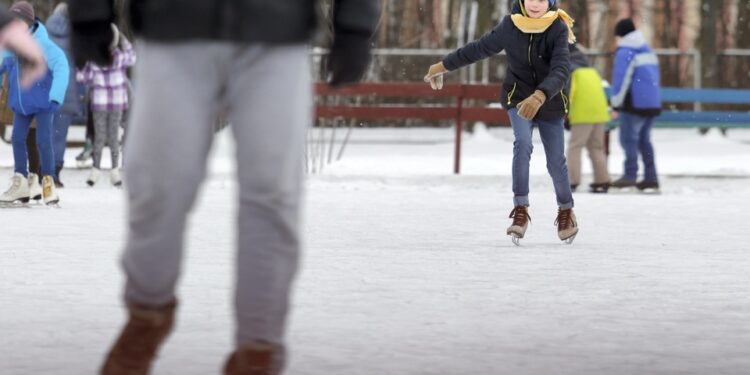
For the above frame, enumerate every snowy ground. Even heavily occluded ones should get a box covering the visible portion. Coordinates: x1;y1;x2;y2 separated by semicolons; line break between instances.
1;126;750;374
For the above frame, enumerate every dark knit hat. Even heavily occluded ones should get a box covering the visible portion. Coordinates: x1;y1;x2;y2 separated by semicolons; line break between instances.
614;18;636;37
10;1;35;26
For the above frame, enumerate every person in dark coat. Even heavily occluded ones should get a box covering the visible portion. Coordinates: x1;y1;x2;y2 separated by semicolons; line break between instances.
69;0;379;373
45;2;83;187
424;0;579;244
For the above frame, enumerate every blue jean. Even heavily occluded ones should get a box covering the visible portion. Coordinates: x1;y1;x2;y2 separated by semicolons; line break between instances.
12;111;55;177
509;108;574;209
53;113;73;172
618;112;658;182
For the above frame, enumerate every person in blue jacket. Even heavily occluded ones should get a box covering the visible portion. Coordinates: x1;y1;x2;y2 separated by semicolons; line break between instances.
0;1;69;205
46;2;81;188
609;18;662;191
424;0;579;245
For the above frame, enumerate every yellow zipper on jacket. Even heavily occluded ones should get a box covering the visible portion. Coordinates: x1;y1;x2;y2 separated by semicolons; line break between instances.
528;35;533;66
560;90;569;114
507;83;517;105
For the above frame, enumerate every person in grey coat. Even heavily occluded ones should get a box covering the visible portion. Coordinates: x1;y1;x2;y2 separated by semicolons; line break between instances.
45;2;82;187
69;0;380;374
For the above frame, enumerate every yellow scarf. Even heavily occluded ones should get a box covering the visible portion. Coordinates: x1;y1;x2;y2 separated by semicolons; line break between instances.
511;9;577;44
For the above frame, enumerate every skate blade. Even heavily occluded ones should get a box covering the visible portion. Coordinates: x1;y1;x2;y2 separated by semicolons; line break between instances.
0;201;31;208
639;188;661;195
560;230;578;244
510;235;522;246
45;201;61;208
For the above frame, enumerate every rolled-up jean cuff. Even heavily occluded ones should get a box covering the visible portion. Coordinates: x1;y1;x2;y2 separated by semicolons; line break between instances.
513;195;529;207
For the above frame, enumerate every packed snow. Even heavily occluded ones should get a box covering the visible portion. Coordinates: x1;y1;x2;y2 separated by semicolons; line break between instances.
1;126;749;374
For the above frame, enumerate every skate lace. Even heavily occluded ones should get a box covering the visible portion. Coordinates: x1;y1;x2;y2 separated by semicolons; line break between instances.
555;209;573;230
4;177;21;194
509;206;530;226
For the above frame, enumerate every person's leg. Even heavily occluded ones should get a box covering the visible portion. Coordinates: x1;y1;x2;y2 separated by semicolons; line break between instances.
225;44;310;351
34;112;56;177
566;124;592;187
92;111;109;169
52;113;73;180
507;108;534;207
617;112;642;181
587;123;610;184
106;110;123;169
537;116;574;209
638;116;658;183
11;112;34;177
122;40;224;307
27;128;42;177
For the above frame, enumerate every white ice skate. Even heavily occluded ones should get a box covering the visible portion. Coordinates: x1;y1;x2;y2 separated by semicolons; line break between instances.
0;173;31;205
42;175;60;207
506;206;530;246
87;168;101;186
556;208;578;244
28;172;42;201
110;168;122;187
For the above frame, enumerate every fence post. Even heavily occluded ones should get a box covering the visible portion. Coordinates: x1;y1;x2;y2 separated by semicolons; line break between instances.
454;86;464;174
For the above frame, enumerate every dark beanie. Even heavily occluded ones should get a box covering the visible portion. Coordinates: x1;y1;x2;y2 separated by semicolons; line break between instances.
614;18;636;37
10;1;35;26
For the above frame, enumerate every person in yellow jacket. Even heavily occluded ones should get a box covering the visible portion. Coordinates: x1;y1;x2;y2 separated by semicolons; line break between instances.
566;44;611;193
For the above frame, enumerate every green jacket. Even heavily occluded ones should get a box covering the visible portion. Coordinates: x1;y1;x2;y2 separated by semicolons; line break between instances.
569;67;610;124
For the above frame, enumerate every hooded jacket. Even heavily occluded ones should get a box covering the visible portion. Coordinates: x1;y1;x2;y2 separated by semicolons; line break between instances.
45;8;82;115
442;1;571;121
611;30;661;117
0;20;70;115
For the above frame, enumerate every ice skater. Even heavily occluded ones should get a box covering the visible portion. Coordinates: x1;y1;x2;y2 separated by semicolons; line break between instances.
424;0;579;245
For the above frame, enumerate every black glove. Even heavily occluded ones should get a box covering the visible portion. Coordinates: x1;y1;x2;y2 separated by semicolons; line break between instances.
71;21;113;69
327;32;372;87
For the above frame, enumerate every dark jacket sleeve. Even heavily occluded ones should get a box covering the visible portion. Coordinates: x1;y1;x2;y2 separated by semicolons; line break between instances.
334;0;380;36
0;8;14;29
537;22;570;100
69;0;114;24
442;17;508;71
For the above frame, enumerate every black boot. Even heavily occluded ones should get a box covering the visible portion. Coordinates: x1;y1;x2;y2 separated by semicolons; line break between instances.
610;177;636;188
54;164;64;188
589;182;609;193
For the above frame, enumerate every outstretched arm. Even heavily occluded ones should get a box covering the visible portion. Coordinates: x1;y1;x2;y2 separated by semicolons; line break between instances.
442;17;508;71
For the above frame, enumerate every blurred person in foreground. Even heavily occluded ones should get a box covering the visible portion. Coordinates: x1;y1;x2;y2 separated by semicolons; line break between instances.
424;0;579;245
69;0;379;374
609;18;662;192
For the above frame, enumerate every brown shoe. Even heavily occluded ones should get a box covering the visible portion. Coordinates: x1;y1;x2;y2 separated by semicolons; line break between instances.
506;205;530;243
224;341;280;375
100;300;177;375
556;208;579;243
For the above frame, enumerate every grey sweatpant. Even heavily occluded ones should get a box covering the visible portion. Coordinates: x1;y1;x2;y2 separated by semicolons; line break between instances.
92;110;122;169
121;40;310;348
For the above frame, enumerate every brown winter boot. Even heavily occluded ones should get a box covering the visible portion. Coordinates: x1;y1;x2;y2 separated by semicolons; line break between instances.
506;205;530;245
224;341;280;375
100;299;177;375
556;208;579;243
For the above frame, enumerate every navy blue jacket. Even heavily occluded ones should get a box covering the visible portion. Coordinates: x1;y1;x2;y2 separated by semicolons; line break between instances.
443;4;571;121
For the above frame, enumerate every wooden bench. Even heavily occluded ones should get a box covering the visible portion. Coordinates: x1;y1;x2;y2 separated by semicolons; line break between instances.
315;82;509;174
